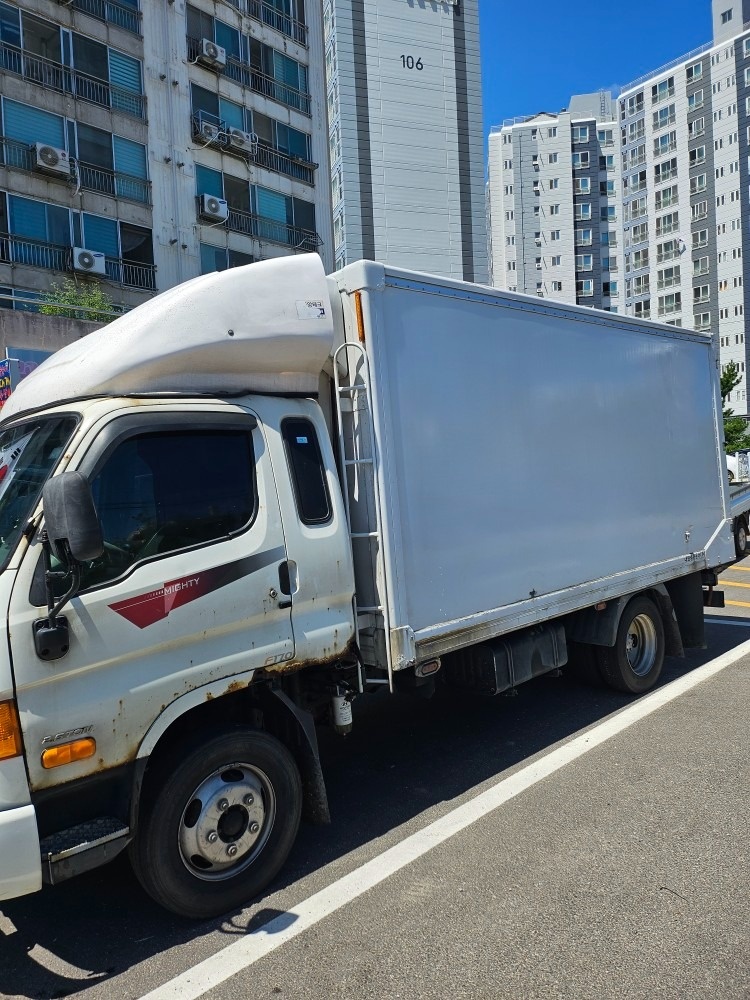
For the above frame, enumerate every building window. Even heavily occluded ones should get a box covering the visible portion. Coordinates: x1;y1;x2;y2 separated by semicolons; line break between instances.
688;90;704;111
552;255;562;266
603;281;618;297
200;244;254;273
549;178;560;190
597;128;614;146
657;265;681;289
574;203;592;221
548;127;557;138
721;9;732;23
576;228;593;246
548;152;559;164
658;292;682;316
600;154;615;171
550;230;561;241
601;206;616;222
572;125;589;143
576;279;594;297
686;61;703;82
575;254;593;271
652;104;676;130
689;146;706;166
550;204;560;215
651;77;675;104
552;281;562;292
654;185;678;210
574;178;591;194
571;152;590;169
654;131;677;156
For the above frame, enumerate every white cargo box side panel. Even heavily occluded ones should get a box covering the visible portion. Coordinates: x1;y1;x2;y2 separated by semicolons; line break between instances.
341;264;730;660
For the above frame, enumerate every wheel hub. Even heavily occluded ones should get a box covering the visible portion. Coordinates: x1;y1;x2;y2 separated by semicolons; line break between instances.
178;764;275;880
625;614;657;677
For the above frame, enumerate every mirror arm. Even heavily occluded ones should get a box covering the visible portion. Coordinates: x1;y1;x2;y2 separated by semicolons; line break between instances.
41;531;81;621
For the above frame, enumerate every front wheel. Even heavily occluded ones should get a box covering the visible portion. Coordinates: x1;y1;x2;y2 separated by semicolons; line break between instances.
594;596;665;695
130;727;302;919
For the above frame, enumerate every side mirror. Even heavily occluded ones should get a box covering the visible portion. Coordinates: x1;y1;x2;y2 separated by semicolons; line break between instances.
43;471;103;563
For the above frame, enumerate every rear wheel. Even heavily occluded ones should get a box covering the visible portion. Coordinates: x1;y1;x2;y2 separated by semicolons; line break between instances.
130;727;302;919
594;596;665;695
734;517;748;560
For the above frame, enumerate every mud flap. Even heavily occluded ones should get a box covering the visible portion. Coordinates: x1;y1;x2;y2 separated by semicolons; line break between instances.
267;688;331;825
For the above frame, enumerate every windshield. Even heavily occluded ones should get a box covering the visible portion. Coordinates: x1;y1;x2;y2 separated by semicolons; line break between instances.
0;415;78;571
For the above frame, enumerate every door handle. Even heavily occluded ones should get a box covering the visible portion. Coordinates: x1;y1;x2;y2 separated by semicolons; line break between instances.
278;561;293;609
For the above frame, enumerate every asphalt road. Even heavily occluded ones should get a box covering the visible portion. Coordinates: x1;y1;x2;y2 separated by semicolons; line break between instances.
1;572;749;1000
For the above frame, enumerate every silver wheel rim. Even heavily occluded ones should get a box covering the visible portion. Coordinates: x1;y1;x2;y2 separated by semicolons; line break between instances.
178;763;275;881
625;614;658;677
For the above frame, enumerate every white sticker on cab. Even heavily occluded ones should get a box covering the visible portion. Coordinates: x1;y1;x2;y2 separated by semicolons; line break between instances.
296;299;326;320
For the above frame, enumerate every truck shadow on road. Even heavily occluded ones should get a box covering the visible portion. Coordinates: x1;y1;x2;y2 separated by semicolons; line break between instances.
0;620;743;1000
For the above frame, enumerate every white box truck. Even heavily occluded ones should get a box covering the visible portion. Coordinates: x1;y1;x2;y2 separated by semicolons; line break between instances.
0;255;734;918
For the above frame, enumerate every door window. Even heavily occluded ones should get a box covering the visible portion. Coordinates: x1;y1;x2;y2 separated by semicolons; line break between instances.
81;428;257;589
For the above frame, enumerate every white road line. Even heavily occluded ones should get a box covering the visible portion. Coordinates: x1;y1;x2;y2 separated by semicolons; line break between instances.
139;639;750;1000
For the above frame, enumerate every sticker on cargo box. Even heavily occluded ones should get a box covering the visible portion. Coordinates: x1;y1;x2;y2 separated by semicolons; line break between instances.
296;299;326;320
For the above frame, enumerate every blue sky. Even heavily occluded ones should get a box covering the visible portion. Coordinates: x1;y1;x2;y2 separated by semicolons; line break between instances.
479;0;714;134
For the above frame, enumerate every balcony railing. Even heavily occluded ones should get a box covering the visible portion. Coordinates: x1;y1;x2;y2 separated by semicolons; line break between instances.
77;161;151;204
191;115;316;184
187;38;310;116
248;0;307;46
203;205;320;250
0;137;151;204
0;43;146;119
0;234;155;289
66;0;142;36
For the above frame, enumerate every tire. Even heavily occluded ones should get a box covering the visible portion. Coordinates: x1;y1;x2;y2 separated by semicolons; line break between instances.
735;517;748;560
594;596;665;695
130;727;302;919
567;639;604;687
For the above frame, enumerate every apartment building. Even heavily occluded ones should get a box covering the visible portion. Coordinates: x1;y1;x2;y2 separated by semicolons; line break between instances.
324;0;487;283
488;0;750;417
0;0;331;316
618;0;750;413
488;93;621;309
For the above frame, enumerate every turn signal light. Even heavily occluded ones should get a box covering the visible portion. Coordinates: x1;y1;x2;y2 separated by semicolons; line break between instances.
41;738;96;769
0;700;22;761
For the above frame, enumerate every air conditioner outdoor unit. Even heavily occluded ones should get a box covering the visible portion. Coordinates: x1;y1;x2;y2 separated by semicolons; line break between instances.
199;193;229;222
228;128;258;153
536;263;543;270
34;143;70;178
198;38;227;70
72;246;106;276
197;121;221;143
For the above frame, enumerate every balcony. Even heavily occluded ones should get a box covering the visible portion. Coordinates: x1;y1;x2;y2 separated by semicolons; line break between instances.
186;38;311;116
0;234;155;289
0;137;151;205
65;0;142;36
191;116;315;184
656;249;680;264
248;0;308;46
203;205;321;251
0;42;145;119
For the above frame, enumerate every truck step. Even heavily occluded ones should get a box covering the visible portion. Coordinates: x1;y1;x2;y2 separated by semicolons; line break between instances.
40;817;130;885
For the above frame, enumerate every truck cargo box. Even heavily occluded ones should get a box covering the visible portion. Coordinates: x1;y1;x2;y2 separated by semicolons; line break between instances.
329;262;734;678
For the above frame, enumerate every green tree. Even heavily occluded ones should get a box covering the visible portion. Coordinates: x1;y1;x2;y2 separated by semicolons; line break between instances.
39;279;116;323
721;360;750;453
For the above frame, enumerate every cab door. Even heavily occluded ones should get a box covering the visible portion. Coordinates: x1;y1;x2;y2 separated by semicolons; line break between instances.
9;408;294;793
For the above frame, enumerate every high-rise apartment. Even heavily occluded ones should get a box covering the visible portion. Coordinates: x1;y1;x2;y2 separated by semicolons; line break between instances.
488;93;620;309
488;0;750;417
0;0;331;315
324;0;487;283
